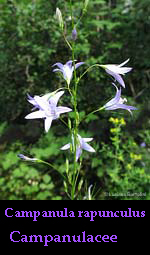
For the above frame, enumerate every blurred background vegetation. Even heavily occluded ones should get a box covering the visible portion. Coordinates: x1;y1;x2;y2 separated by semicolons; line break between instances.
0;0;149;200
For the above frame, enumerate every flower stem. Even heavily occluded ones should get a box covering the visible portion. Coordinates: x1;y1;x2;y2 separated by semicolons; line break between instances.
63;33;72;50
79;107;105;125
38;159;66;180
69;0;80;200
77;64;102;84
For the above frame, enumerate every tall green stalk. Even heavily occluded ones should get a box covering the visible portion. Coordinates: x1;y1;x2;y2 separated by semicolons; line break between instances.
69;0;79;200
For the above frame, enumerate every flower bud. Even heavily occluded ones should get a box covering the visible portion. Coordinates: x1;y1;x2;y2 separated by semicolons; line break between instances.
65;158;69;174
17;154;38;162
56;8;63;29
68;118;72;130
72;28;77;41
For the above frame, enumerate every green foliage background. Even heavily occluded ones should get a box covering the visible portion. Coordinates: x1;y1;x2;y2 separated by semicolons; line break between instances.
0;0;150;200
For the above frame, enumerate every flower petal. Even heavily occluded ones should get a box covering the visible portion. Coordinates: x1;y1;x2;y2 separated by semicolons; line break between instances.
117;67;132;74
118;58;130;67
66;60;74;67
62;65;73;83
114;73;125;87
49;91;64;106
52;68;63;73
27;94;39;108
42;93;52;101
56;106;72;114
76;147;82;161
27;93;34;103
52;62;64;70
25;110;46;119
106;69;125;87
104;84;121;108
34;96;50;112
105;103;137;115
44;117;53;132
82;138;93;142
75;62;84;69
114;104;137;111
82;142;96;152
60;143;71;150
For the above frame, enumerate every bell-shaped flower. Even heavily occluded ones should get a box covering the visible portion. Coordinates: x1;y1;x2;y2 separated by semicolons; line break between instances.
103;83;137;114
60;134;95;161
52;60;84;85
100;59;132;88
25;91;72;132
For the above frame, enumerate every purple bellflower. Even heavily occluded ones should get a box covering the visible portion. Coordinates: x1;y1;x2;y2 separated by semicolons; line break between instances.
25;91;72;132
100;59;132;88
103;83;137;114
60;134;95;161
52;60;84;85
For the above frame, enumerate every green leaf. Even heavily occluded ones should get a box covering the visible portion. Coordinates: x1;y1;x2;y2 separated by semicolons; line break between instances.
43;175;51;184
